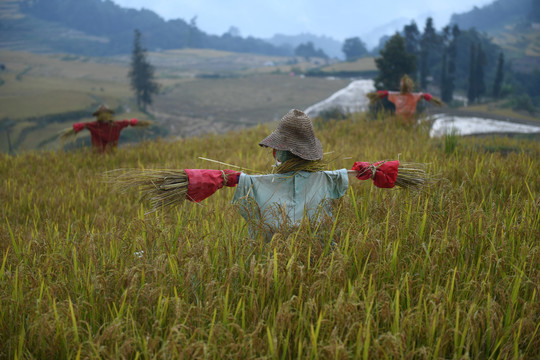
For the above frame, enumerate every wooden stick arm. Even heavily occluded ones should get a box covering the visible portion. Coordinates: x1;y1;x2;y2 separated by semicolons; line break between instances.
347;170;359;180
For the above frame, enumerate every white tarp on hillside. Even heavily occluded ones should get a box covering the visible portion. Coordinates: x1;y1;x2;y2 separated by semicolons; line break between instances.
430;114;540;137
304;79;375;117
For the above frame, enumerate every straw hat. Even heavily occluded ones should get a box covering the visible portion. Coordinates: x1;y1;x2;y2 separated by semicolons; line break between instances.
92;104;115;116
259;109;323;161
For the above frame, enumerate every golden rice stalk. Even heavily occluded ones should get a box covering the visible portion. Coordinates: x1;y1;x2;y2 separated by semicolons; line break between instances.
106;169;189;211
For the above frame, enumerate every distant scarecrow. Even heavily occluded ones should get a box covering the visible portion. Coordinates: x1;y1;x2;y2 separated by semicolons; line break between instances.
113;109;431;241
367;75;444;124
61;104;151;152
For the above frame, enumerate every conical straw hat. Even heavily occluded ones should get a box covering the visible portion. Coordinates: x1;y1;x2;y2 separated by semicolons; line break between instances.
259;109;323;161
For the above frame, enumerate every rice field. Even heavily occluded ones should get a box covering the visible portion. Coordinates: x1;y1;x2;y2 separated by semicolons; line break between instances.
0;114;539;359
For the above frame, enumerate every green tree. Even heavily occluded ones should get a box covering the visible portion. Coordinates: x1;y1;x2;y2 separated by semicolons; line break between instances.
342;37;368;61
440;25;460;103
467;44;477;103
475;44;487;99
492;52;504;98
375;33;417;90
403;21;421;55
294;42;328;60
467;43;486;103
419;18;439;89
441;50;449;102
129;29;160;111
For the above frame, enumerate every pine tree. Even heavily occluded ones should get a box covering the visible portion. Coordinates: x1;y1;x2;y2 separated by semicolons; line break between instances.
467;44;477;103
129;29;160;111
492;52;504;98
342;37;368;61
403;21;420;80
375;33;417;90
475;44;487;99
440;25;460;103
440;50;449;102
446;25;460;102
419;18;438;90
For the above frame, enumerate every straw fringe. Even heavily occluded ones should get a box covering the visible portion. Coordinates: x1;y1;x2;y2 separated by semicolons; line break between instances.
366;91;381;104
59;128;78;142
106;169;189;212
395;162;435;188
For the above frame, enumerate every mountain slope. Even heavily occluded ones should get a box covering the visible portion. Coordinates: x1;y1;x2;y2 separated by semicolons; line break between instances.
0;0;290;56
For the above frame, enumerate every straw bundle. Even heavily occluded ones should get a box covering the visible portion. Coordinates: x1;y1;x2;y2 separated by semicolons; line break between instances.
428;96;444;107
60;128;78;142
274;158;327;174
108;169;189;211
366;91;381;104
395;162;432;188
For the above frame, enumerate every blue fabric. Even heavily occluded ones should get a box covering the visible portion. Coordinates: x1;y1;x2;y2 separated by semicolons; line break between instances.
232;170;349;240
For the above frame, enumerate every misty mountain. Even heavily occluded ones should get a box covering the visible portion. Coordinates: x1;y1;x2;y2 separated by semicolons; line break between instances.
265;33;344;59
2;0;291;57
449;0;533;33
360;17;412;51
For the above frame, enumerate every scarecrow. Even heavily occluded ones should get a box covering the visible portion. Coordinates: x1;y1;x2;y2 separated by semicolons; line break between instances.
367;75;444;124
61;104;151;152
113;109;430;241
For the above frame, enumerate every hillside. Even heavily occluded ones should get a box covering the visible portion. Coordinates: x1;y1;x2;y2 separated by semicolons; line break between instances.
1;115;539;358
450;0;532;34
450;0;540;66
0;49;351;153
0;0;289;56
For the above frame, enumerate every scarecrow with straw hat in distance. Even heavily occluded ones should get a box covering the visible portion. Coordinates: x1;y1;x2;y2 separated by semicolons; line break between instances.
367;74;444;124
61;104;151;152
113;109;431;242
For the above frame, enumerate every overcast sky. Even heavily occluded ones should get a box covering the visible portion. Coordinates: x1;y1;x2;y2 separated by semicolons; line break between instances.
111;0;494;47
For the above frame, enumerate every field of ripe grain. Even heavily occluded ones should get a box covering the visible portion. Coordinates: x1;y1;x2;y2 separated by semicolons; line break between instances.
1;114;538;359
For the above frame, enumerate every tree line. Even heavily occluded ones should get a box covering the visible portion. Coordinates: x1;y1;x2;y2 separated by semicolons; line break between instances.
19;0;291;56
369;16;540;114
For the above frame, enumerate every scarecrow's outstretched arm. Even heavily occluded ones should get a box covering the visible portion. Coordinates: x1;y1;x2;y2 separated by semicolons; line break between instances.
366;90;388;104
132;119;152;127
349;160;431;189
109;168;242;212
124;118;152;128
422;93;444;107
350;160;399;188
60;122;86;141
184;169;241;202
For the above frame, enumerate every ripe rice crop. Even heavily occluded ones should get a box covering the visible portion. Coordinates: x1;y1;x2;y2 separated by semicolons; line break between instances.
1;115;539;359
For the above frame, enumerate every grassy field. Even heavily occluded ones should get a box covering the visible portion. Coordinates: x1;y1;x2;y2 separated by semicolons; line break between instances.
318;57;377;73
1;114;539;359
0;49;350;153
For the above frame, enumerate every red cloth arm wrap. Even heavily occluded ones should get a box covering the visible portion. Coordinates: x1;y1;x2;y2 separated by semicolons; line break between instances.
73;123;85;132
377;90;389;98
423;93;433;101
351;160;399;188
130;118;138;126
184;169;241;202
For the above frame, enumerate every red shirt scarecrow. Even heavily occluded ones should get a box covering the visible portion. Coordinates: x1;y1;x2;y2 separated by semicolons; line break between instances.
368;75;444;123
63;105;150;152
